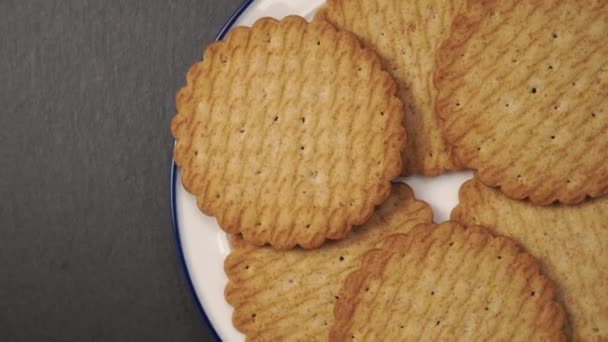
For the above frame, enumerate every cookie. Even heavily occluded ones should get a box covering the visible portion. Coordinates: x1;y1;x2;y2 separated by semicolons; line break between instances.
435;0;608;204
331;222;566;341
316;0;465;176
451;178;608;340
224;183;432;341
171;16;406;249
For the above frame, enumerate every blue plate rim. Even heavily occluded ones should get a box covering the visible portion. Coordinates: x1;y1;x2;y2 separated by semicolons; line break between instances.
170;0;255;340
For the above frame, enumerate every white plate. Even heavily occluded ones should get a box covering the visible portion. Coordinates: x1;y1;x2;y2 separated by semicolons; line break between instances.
170;0;474;340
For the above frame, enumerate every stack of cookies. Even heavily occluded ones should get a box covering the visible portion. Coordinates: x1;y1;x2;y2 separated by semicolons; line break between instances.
171;0;607;340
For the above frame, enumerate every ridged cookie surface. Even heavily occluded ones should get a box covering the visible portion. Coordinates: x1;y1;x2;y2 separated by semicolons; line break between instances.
224;183;432;341
452;179;608;341
331;222;566;341
171;16;405;249
435;0;608;204
316;0;464;176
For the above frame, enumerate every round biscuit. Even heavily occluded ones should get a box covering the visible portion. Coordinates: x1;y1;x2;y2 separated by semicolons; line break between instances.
435;0;608;204
171;16;406;248
331;222;566;341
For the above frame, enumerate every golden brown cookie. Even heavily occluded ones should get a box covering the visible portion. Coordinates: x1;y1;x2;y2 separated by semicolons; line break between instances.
171;16;405;249
435;0;608;205
452;178;608;341
331;222;566;341
316;0;465;176
224;183;432;341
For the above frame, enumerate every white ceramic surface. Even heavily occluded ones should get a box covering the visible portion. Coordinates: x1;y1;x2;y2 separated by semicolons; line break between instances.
173;1;474;340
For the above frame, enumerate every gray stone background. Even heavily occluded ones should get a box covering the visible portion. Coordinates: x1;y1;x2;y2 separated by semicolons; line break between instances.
1;1;245;340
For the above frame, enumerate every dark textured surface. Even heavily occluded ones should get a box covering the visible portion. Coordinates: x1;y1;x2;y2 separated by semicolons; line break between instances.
1;1;243;341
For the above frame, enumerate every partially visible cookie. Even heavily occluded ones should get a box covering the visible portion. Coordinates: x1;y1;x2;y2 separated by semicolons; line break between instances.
171;16;406;249
224;183;432;341
435;0;608;204
452;178;608;341
316;0;465;176
331;222;566;341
